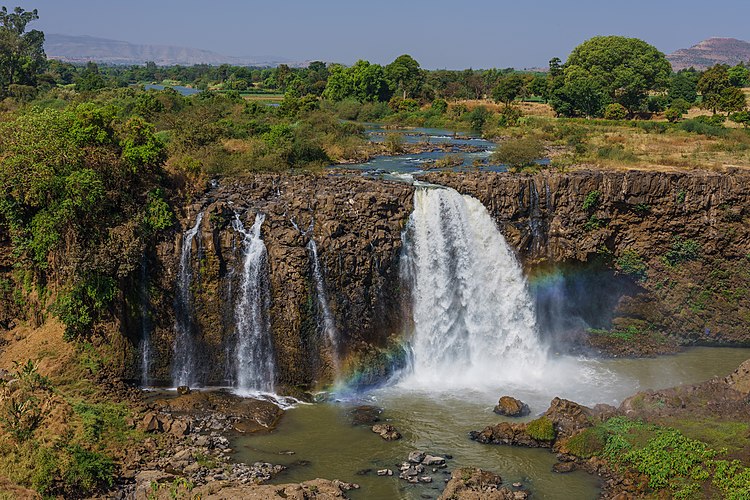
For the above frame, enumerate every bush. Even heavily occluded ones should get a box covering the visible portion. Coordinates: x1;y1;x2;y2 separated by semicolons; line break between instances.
63;445;115;493
431;98;448;114
665;108;683;123
616;250;648;281
565;427;606;458
526;416;555;441
491;137;545;170
582;190;601;211
665;237;700;265
384;132;404;154
603;103;628;120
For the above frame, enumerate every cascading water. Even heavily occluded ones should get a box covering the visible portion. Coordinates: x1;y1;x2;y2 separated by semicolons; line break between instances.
401;186;547;388
231;213;275;394
138;259;152;386
171;212;204;388
307;238;342;379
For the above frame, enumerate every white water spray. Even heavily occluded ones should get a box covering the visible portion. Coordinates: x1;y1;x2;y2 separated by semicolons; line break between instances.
307;238;342;379
232;213;275;394
139;259;152;386
401;187;547;388
171;212;204;387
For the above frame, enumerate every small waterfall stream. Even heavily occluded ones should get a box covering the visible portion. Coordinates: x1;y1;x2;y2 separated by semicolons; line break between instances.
138;259;152;386
401;186;547;388
171;212;204;388
231;213;275;394
307;238;342;379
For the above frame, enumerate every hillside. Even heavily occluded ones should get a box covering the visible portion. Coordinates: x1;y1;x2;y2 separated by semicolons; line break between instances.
44;33;293;67
668;37;750;70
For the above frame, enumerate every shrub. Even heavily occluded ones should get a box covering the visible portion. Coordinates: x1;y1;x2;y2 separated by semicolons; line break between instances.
63;445;115;493
616;250;648;281
526;416;555;441
665;108;683;123
582;190;601;211
431;98;448;114
565;427;606;458
665;237;700;266
491;137;545;170
603;103;628;120
144;189;174;232
384;132;404;153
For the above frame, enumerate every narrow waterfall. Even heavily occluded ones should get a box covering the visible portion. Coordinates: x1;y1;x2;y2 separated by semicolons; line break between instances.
231;213;275;394
138;259;152;386
171;212;204;388
401;186;547;387
307;238;341;379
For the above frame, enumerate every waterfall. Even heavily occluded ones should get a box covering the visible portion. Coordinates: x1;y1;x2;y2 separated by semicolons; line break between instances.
231;213;275;394
171;211;204;388
138;259;152;386
401;186;547;388
307;238;342;379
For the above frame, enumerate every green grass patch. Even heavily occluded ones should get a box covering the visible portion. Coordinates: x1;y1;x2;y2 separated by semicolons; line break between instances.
527;416;555;441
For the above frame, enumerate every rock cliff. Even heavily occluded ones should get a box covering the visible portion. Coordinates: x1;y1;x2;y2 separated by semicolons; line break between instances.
424;170;750;345
136;174;413;389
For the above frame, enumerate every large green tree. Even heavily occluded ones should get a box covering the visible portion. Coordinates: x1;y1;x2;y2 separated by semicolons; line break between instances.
552;36;671;116
0;6;46;97
698;64;731;114
385;54;423;99
323;60;391;102
492;74;525;108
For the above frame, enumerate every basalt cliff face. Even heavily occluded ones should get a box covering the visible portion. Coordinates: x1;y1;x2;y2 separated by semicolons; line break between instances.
79;169;750;387
424;170;750;346
132;174;413;388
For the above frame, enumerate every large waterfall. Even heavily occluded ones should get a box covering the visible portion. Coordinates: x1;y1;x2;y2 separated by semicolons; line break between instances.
171;212;204;388
401;186;547;388
307;238;342;379
232;213;275;394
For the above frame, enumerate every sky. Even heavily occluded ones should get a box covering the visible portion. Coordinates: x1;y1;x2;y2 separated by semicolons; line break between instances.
12;0;750;69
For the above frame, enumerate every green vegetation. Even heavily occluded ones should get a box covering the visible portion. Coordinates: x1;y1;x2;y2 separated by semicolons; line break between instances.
615;250;648;281
526;416;555;441
568;417;750;499
664;237;701;266
491;137;544;170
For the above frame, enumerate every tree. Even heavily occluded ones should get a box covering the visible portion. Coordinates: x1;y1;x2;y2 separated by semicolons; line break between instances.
0;6;46;97
76;62;107;91
698;64;730;114
719;86;747;114
491;137;545;171
728;64;750;88
730;110;750;128
491;74;525;108
669;71;699;104
385;54;423;99
528;74;549;101
559;36;671;115
322;60;391;103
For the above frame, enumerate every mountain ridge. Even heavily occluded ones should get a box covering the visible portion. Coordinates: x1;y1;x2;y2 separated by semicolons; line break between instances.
667;37;750;70
44;33;299;67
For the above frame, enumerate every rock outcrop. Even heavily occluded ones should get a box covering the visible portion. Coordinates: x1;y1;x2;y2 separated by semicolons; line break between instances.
425;170;750;346
133;173;413;388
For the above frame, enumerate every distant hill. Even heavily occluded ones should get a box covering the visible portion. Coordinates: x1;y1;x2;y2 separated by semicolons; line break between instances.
44;34;297;67
668;38;750;71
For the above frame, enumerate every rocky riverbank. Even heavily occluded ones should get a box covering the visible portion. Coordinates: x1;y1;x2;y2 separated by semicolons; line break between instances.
470;357;750;498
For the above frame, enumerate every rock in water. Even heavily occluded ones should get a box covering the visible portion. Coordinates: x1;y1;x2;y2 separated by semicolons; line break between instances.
371;423;402;441
408;450;426;463
439;467;529;499
494;396;530;417
177;385;191;395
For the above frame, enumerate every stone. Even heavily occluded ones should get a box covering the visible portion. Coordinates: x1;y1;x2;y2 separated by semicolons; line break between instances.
139;412;162;433
371;423;402;441
177;385;191;395
422;454;445;466
494;396;530;417
377;469;392;476
408;450;426;463
419;476;432;483
170;418;191;437
552;461;577;473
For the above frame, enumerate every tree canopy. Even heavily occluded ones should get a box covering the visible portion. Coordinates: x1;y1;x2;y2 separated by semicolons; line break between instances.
0;6;45;97
550;36;671;117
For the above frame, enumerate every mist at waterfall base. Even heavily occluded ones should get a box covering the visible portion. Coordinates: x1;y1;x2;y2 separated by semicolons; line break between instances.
349;187;640;409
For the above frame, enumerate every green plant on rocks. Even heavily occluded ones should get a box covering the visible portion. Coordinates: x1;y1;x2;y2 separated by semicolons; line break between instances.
526;416;555;441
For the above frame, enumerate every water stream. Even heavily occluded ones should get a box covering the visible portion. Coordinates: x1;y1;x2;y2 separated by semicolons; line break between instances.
231;213;275;394
307;238;342;380
171;211;204;388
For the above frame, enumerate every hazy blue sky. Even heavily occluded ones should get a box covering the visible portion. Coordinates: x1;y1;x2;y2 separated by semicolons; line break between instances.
13;0;750;68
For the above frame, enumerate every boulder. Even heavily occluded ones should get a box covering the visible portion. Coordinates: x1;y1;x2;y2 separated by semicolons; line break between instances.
493;396;530;417
408;450;426;463
371;423;402;441
439;467;529;500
